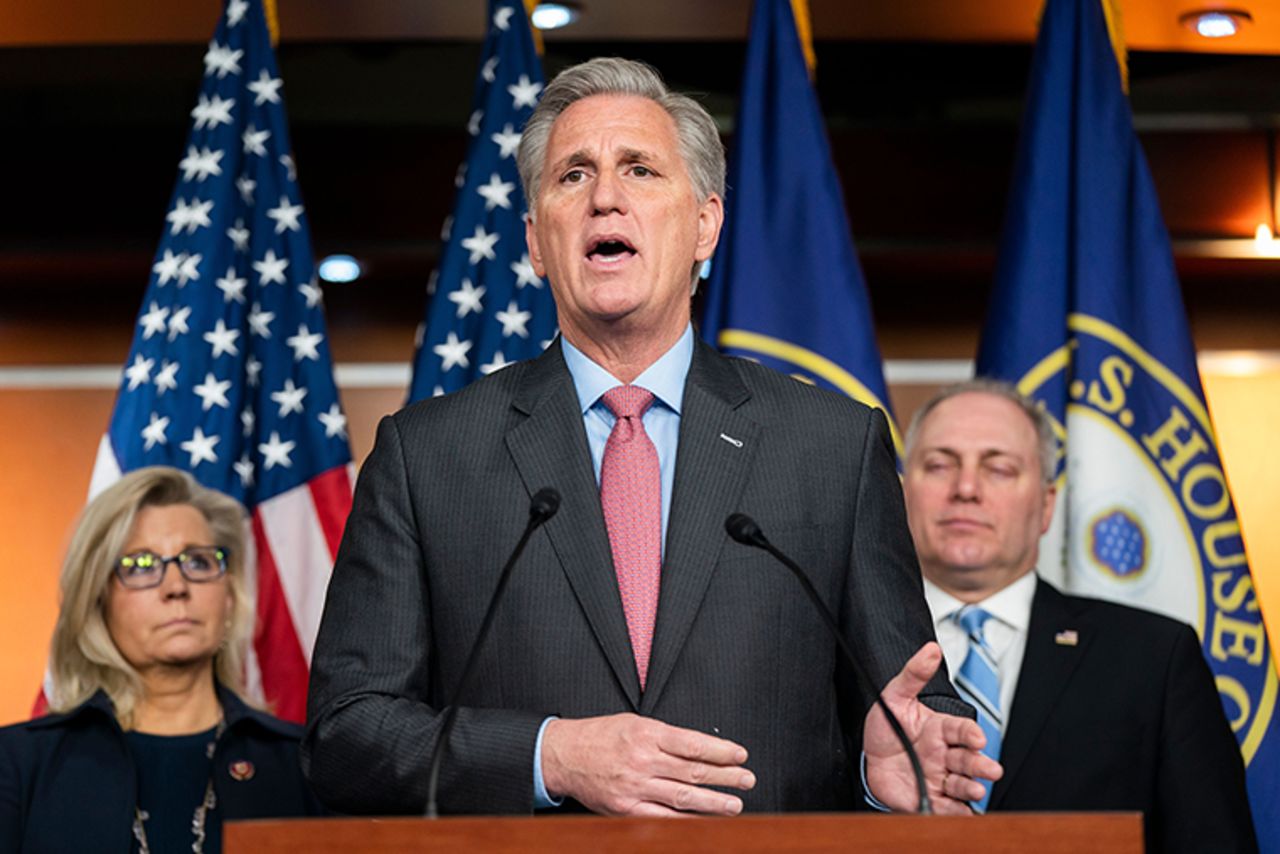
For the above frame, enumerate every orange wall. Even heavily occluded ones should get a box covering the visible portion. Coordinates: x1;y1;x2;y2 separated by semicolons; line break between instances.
1;370;1277;726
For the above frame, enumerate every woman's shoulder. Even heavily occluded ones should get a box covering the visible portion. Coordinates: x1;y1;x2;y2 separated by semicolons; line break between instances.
217;687;304;742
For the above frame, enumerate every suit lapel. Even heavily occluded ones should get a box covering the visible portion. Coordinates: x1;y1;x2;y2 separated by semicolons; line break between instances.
989;579;1092;809
505;342;642;709
640;341;759;713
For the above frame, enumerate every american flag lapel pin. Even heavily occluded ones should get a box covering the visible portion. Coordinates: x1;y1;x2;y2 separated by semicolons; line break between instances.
1054;629;1079;646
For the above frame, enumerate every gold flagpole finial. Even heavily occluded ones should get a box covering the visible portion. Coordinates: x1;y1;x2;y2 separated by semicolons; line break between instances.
523;0;546;56
1099;0;1129;94
263;0;280;47
789;0;817;79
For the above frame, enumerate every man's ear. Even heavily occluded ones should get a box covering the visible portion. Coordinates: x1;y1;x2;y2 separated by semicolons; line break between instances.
694;193;725;263
524;214;547;277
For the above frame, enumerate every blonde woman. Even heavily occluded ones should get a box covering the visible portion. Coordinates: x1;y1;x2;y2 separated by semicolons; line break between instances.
0;467;321;853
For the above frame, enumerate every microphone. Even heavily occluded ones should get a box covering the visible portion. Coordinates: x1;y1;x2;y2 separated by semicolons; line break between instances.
725;512;933;815
425;488;561;818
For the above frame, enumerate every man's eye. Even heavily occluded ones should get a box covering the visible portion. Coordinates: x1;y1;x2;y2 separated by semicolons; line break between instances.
631;165;653;177
561;169;586;183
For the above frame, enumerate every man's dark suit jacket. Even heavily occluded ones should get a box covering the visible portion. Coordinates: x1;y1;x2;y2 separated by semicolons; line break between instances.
992;579;1257;853
303;338;966;815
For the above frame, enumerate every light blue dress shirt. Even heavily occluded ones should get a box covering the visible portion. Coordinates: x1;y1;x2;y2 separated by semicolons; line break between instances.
531;325;694;808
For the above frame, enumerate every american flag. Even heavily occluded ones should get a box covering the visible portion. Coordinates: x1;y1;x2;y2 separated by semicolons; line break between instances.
49;0;354;723
408;0;557;402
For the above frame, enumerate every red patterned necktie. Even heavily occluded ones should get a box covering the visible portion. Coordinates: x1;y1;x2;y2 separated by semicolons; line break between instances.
599;385;661;689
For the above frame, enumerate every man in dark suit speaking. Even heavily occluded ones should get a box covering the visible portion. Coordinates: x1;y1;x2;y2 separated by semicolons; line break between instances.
302;57;998;817
902;380;1256;851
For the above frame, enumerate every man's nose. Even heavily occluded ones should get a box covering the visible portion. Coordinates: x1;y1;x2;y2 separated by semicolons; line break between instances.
590;169;627;216
952;465;981;501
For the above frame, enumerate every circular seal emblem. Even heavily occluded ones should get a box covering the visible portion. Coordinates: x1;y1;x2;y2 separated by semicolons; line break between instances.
1021;313;1276;764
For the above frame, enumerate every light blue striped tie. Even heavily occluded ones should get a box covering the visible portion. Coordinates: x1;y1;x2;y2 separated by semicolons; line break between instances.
953;605;1002;812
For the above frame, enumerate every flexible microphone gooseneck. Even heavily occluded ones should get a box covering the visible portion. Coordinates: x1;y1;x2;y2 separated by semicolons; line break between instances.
724;512;933;815
425;488;561;818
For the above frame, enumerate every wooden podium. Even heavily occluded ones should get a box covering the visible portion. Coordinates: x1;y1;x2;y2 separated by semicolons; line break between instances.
226;812;1143;853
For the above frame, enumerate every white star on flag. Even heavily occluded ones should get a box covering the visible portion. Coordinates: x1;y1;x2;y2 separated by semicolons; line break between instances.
468;110;484;137
495;301;532;338
461;225;499;264
178;252;203;287
480;350;510;375
245;356;263;386
317;403;348;439
433;332;473;371
242;124;271;157
166;197;214;236
279;153;297;182
193;372;233;411
125;354;154;391
491;123;521;159
236;175;256;205
154;360;179;395
254;249;289;285
508;74;542;110
234;453;254;487
141;413;170;451
226;0;249;27
216;267;248;303
248;303;275;338
267;196;304;233
494;6;514;30
180;426;220;467
204;318;241;358
448;279;486;318
240;407;255;437
259;431;296;470
298;278;323;309
477;173;515;211
179;146;224;182
482;56;500;83
247;68;283;105
227;220;250;252
271;378;307;417
286;324;323;362
167;306;192;342
139;302;170;340
152;249;185;286
511;253;541;288
191;94;235;130
203;41;244;79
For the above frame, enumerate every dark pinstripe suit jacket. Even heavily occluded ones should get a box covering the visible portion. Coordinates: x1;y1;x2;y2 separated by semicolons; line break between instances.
302;338;964;815
991;580;1257;853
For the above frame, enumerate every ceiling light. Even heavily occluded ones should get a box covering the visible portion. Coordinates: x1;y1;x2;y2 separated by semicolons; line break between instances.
531;3;581;31
1180;9;1252;39
317;254;363;283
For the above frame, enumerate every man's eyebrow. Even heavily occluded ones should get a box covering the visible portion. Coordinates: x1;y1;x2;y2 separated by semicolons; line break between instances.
617;146;654;162
552;149;595;172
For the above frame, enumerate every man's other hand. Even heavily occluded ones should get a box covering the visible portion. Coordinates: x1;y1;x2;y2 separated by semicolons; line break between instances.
541;713;756;816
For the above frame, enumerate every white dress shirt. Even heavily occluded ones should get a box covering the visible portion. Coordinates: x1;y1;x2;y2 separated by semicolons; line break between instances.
922;572;1038;722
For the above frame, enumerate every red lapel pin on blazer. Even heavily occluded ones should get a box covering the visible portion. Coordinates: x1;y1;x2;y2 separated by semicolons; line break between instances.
228;760;255;781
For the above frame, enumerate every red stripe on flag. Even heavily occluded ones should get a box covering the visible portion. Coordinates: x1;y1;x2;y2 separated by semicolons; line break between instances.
251;511;310;724
308;464;353;558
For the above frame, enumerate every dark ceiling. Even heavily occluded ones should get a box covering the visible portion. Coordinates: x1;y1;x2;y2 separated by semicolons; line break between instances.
5;11;1280;361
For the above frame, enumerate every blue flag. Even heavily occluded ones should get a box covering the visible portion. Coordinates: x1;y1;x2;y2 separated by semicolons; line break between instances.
977;0;1278;840
408;0;556;402
700;0;897;447
88;0;353;723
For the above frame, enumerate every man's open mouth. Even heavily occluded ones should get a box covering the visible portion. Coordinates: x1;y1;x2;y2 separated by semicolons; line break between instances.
586;236;637;260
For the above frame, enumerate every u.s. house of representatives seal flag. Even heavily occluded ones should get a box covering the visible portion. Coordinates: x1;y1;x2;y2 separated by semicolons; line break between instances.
977;0;1278;839
408;0;555;403
701;0;898;444
62;0;354;724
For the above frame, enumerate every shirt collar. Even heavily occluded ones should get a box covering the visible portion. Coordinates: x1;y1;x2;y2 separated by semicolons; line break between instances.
561;324;693;416
923;571;1038;633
